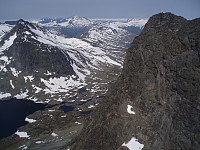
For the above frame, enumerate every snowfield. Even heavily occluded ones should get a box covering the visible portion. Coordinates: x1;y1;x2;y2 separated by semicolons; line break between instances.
0;33;17;54
25;117;37;123
0;92;11;99
41;76;85;94
122;137;144;150
29;25;121;67
15;130;30;138
0;24;13;40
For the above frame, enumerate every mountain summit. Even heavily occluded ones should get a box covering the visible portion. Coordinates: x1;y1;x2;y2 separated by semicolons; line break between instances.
71;12;200;150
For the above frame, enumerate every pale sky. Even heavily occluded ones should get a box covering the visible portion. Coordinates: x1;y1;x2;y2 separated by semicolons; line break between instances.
0;0;199;21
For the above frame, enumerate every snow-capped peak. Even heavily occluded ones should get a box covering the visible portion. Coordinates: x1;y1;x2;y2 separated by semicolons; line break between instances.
0;24;14;40
35;16;93;27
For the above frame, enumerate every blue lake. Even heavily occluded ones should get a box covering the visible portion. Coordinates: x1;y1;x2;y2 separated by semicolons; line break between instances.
0;98;46;139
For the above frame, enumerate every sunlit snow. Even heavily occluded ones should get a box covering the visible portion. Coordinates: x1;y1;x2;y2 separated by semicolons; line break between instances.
0;92;11;99
10;80;15;89
0;24;13;39
88;105;95;109
0;33;17;54
127;105;135;114
75;121;82;125
35;141;45;144
48;109;55;112
25;117;36;123
41;76;85;94
10;67;22;77
29;25;121;68
15;130;30;138
24;76;34;82
32;85;42;94
51;132;58;137
15;89;29;99
18;144;28;150
122;137;144;150
0;56;11;72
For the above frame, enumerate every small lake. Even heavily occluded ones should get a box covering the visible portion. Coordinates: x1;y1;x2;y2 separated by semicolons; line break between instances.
80;110;92;114
0;98;46;139
59;105;74;113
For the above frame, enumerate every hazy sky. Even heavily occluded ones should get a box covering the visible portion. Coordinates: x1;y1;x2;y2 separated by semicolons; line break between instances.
0;0;199;21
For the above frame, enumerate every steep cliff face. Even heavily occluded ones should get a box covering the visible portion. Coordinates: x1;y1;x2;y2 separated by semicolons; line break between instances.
1;20;74;76
0;20;76;101
71;13;200;150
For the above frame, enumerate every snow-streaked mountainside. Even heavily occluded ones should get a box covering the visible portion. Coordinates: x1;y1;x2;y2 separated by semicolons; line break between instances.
0;24;14;40
34;16;148;64
0;16;147;104
81;19;147;62
0;16;148;149
0;19;122;103
31;16;95;38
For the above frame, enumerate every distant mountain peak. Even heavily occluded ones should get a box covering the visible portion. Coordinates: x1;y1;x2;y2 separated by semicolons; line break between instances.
17;19;25;23
145;12;186;28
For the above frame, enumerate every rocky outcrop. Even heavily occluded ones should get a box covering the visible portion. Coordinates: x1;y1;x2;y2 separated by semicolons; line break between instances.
71;13;200;150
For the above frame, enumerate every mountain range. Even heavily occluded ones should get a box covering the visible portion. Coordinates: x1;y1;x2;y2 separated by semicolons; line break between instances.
1;13;199;150
0;17;147;104
0;16;147;149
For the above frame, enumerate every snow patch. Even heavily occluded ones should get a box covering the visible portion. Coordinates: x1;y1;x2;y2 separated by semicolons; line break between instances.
75;122;82;125
71;63;86;81
122;137;144;150
48;109;55;112
51;132;58;137
0;92;11;99
15;130;30;138
10;67;21;77
44;70;54;75
18;144;28;150
25;117;36;123
24;76;34;82
35;141;45;144
88;105;95;109
25;31;31;35
41;76;85;94
32;85;42;93
10;80;15;89
0;24;13;40
15;89;29;99
127;105;135;114
0;56;11;72
28;96;38;102
0;32;17;54
57;97;63;102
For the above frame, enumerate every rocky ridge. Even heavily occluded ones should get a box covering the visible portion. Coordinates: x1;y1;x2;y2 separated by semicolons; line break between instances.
71;13;200;150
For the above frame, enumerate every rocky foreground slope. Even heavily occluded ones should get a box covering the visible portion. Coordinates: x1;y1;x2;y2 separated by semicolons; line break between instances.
71;13;200;150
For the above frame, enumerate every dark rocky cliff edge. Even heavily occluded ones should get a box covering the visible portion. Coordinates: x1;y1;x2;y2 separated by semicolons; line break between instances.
71;13;200;150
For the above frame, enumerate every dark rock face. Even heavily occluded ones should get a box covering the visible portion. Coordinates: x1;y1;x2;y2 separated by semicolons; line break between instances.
71;13;200;150
6;20;74;77
0;19;75;99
